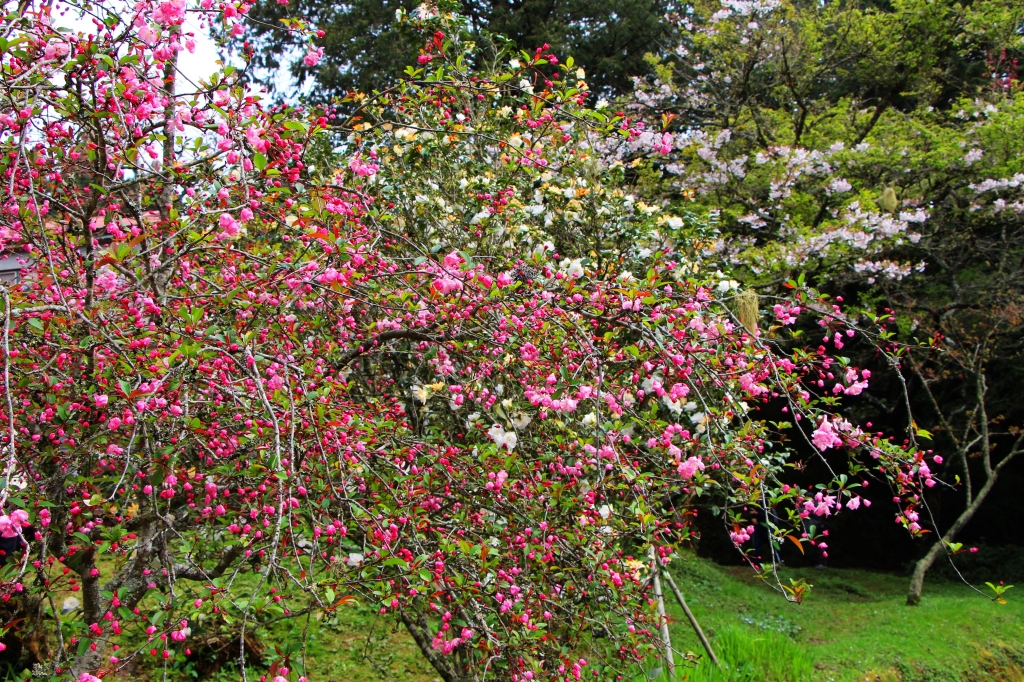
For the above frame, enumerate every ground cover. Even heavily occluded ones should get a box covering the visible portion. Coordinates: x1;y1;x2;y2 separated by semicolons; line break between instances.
106;554;1022;682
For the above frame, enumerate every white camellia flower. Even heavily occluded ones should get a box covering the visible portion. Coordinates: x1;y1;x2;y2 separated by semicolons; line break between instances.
488;424;518;451
345;553;364;567
509;59;521;69
532;241;554;259
598;504;612;520
513;413;532;430
559;258;585;279
414;3;437;19
641;374;662;394
411;385;430;403
62;597;81;613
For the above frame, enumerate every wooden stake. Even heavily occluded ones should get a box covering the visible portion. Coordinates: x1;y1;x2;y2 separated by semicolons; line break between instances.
650;547;675;679
662;568;720;668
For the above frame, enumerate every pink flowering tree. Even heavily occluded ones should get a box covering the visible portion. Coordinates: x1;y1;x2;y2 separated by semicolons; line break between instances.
0;2;924;680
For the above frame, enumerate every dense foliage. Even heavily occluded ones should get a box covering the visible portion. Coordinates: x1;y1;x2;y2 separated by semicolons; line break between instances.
0;2;929;681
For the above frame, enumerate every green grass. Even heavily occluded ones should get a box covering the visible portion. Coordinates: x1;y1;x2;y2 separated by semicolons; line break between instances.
118;554;1023;681
675;627;815;681
660;555;1024;681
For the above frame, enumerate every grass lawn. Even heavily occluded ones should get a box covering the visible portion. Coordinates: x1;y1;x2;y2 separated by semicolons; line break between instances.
664;554;1024;681
121;554;1023;682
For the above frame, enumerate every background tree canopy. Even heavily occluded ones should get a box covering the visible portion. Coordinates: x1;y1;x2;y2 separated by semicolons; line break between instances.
243;0;672;98
626;0;1024;602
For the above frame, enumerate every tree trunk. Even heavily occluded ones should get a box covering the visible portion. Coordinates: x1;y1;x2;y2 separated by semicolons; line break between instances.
399;610;463;682
906;464;1002;605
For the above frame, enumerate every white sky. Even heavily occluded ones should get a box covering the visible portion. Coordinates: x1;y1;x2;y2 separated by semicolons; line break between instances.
50;3;296;98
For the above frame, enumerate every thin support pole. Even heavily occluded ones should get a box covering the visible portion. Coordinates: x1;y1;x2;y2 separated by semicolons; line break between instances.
662;568;720;667
650;547;675;679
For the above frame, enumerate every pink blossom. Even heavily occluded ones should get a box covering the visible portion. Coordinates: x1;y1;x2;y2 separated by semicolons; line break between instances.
668;382;689;401
303;46;324;67
811;418;842;451
218;212;239;237
677;456;704;480
739;372;767;396
348;154;379;177
844;380;868;396
44;39;71;60
802;491;836;516
432;278;463;295
245;125;270;153
94;394;109;407
655;132;673;155
443;251;463;270
137;24;158;46
95;268;120;294
0;509;27;538
730;525;754;545
152;0;186;26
